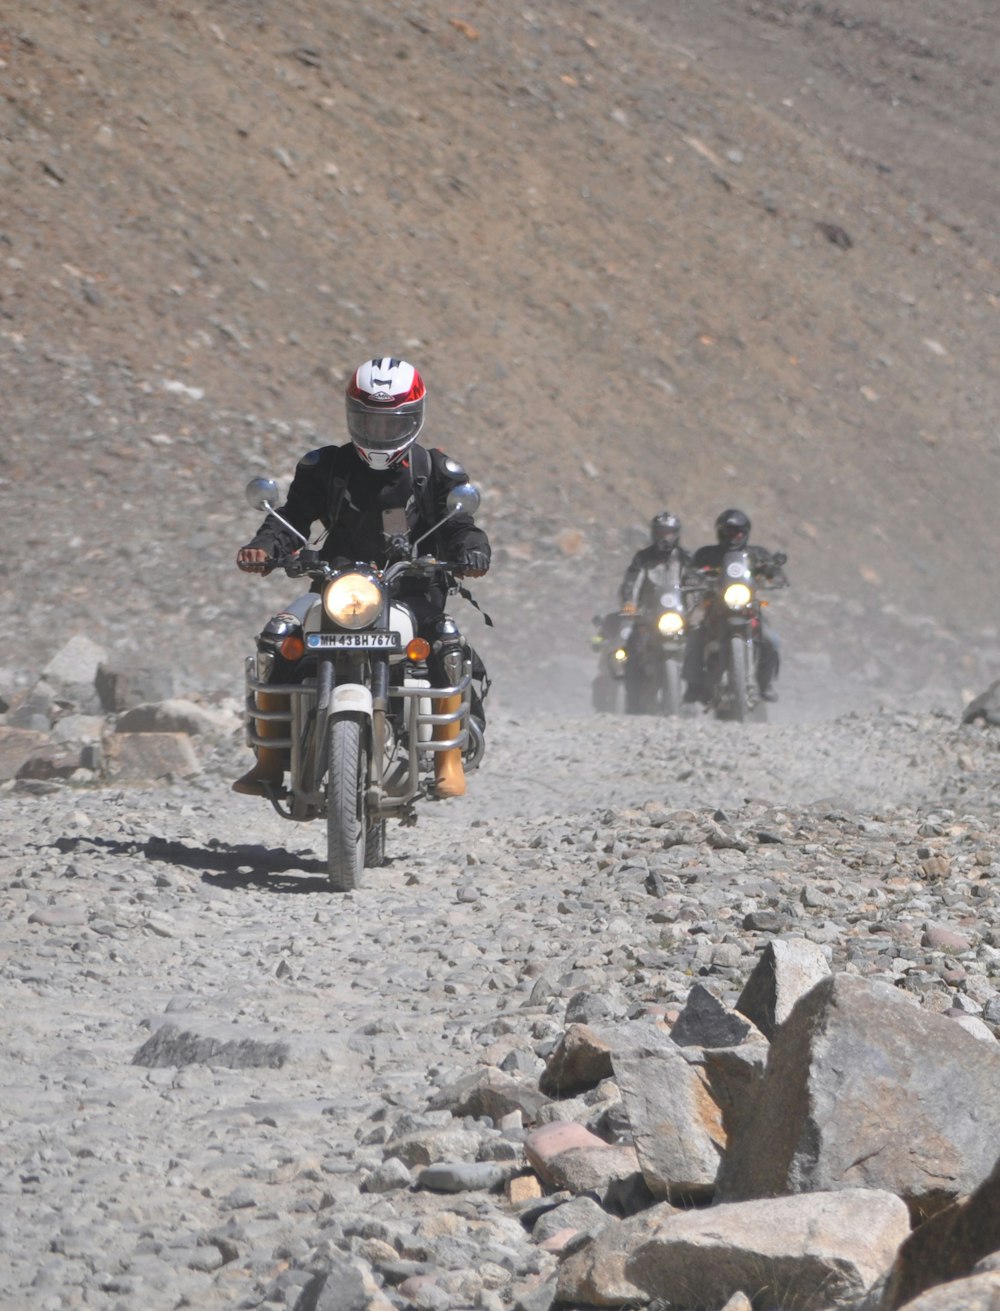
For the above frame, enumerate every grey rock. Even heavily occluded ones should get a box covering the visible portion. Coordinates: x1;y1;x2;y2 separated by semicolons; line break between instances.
291;1257;370;1311
132;1021;290;1069
611;1023;725;1202
103;730;201;781
624;1189;909;1311
670;982;759;1048
42;635;107;694
719;975;1000;1215
360;1156;412;1193
877;1150;1000;1310
735;936;832;1038
96;662;176;712
961;680;1000;726
416;1161;507;1192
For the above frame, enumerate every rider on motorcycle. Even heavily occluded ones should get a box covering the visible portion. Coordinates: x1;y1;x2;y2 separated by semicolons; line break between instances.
233;356;491;798
619;512;690;609
682;508;784;703
618;512;690;713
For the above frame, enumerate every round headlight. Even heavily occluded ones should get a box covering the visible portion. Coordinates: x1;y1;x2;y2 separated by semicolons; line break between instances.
657;610;685;636
723;582;753;609
612;647;628;663
323;572;383;628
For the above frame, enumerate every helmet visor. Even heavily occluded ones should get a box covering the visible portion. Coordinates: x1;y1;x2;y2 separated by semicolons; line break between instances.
346;396;423;452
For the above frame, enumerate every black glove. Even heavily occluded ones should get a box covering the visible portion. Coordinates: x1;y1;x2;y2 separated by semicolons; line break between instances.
459;549;490;576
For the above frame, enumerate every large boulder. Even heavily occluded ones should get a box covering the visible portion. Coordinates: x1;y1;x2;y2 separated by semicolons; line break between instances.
623;1189;910;1311
558;1190;909;1310
718;975;1000;1219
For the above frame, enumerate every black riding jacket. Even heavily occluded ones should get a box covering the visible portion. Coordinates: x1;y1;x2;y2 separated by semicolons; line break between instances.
690;542;779;576
243;443;490;575
619;543;691;607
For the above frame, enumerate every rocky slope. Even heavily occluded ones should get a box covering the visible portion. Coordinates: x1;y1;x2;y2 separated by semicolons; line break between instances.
1;0;999;714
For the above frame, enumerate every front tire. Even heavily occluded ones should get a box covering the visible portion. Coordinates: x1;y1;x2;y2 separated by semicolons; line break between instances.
661;659;682;717
729;637;751;723
327;715;367;892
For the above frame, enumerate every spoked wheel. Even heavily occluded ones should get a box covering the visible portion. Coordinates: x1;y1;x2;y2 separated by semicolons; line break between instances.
326;715;367;892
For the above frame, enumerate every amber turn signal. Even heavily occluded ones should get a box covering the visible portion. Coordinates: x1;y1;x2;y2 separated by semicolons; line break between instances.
406;637;431;661
279;635;305;661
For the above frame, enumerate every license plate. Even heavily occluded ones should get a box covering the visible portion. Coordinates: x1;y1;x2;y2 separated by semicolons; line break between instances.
306;632;401;650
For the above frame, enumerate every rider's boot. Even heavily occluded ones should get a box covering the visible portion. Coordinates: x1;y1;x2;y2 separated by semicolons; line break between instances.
232;689;288;797
433;692;466;798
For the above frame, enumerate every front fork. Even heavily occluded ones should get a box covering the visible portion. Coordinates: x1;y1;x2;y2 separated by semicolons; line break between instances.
370;655;390;794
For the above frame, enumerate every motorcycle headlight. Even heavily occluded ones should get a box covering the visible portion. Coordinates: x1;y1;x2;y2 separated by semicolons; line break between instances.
657;610;685;636
612;647;628;664
723;582;753;609
322;571;383;629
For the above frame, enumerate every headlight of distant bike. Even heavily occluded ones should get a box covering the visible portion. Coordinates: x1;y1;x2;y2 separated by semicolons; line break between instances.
723;582;753;609
657;610;685;636
323;571;383;629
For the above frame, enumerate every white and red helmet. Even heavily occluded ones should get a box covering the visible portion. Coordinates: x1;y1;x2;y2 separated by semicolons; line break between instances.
345;357;426;470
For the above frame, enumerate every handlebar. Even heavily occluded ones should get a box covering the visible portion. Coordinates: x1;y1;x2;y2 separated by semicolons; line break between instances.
681;567;789;593
273;551;466;587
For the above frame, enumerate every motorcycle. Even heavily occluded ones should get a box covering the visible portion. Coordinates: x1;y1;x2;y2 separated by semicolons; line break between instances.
687;549;787;723
240;475;486;892
590;610;633;713
624;556;689;717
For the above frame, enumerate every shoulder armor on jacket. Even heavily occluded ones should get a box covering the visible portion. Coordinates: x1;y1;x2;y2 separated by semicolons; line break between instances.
297;448;323;468
436;452;468;482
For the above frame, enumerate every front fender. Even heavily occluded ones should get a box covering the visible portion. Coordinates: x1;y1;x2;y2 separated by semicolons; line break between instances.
328;684;373;719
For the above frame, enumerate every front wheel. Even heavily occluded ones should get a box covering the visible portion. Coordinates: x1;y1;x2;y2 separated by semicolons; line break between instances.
326;715;367;892
661;659;682;718
728;637;751;724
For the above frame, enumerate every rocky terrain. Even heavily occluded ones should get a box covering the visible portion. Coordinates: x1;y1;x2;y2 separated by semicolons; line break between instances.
1;644;1000;1311
2;1;1000;1309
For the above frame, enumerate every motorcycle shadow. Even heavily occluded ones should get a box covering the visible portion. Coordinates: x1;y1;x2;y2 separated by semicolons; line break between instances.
52;833;330;893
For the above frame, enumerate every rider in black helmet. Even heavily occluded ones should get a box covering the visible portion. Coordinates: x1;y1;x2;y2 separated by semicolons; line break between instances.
618;512;688;609
617;512;690;713
682;509;785;703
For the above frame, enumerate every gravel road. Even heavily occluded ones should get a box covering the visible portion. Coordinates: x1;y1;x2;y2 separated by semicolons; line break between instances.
1;705;997;1310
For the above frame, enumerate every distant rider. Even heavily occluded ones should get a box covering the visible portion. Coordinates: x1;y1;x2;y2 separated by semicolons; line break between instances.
619;512;690;714
234;356;491;798
682;508;785;704
619;512;690;611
